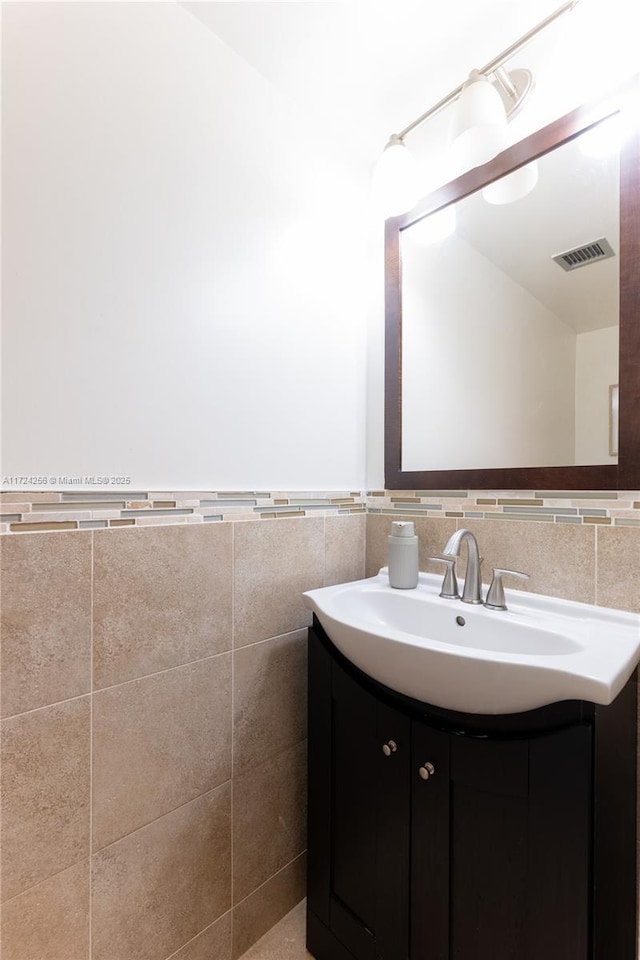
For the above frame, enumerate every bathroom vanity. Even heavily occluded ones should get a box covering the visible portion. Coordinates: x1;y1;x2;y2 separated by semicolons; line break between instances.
306;617;637;960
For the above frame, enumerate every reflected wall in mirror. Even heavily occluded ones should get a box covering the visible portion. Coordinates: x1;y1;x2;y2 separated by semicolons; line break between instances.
385;78;640;490
401;131;619;472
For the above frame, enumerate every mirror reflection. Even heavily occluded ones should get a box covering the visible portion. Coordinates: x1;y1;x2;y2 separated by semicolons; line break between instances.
401;121;620;472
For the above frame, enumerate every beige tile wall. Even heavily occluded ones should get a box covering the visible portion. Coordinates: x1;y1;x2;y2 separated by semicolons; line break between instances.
366;510;640;614
0;514;366;960
1;497;638;960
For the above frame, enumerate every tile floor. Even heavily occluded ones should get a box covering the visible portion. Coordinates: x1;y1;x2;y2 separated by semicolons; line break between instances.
239;900;312;959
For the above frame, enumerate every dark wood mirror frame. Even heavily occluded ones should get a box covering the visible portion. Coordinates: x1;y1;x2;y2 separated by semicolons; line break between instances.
385;77;640;490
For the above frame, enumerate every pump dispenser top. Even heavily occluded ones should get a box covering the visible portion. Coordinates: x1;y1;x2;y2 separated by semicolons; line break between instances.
388;521;419;589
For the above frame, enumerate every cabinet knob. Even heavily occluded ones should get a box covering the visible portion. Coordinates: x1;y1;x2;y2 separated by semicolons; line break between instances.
382;740;398;757
419;762;436;780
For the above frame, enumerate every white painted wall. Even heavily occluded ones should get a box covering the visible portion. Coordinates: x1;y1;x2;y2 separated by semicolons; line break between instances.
574;326;619;465
1;2;372;490
401;233;576;471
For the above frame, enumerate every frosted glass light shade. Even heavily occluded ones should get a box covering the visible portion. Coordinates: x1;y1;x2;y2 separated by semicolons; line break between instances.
449;76;508;173
483;160;539;204
372;136;420;217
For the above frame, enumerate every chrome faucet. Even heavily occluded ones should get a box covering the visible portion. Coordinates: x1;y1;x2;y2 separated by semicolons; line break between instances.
441;529;483;605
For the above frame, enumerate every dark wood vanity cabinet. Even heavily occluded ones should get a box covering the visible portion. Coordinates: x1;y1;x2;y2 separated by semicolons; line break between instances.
411;721;592;960
307;618;637;960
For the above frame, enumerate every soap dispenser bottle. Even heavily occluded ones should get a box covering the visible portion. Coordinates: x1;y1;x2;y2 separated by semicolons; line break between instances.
388;521;419;589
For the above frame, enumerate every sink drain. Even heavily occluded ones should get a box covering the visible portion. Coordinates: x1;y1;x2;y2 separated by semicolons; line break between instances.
455;616;466;627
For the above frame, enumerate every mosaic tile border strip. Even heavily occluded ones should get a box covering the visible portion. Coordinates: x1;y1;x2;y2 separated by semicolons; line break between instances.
366;490;640;527
1;489;639;534
0;491;366;533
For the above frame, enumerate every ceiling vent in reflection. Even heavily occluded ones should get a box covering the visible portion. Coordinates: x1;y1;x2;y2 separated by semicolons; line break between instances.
552;237;615;272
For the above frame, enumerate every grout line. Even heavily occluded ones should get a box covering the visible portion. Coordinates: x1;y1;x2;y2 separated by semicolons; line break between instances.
1;691;91;724
232;851;307;911
1;543;3;928
0;857;91;907
0;650;232;723
91;779;232;857
233;735;308;791
163;910;233;960
89;531;94;960
594;524;599;607
231;520;236;916
233;624;311;654
322;515;327;587
363;510;368;577
89;651;232;700
234;627;309;652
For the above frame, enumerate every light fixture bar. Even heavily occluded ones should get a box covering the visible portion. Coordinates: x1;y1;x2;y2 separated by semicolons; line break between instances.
395;0;580;140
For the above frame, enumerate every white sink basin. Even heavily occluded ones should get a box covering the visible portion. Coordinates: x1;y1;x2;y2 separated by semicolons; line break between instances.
303;570;640;714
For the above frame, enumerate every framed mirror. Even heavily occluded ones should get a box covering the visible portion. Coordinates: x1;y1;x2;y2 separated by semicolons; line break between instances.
385;78;639;490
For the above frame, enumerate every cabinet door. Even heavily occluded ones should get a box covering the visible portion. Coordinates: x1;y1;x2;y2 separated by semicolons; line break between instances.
307;627;411;960
411;722;451;960
375;700;412;960
526;724;592;960
411;722;592;960
330;661;411;960
448;734;531;960
330;659;381;958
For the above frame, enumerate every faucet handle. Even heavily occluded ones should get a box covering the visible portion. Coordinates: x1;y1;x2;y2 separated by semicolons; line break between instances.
427;556;459;600
484;568;529;611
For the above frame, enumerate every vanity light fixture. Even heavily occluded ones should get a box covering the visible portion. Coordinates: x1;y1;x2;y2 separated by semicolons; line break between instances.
373;0;581;216
449;68;513;174
371;134;421;220
482;159;539;204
